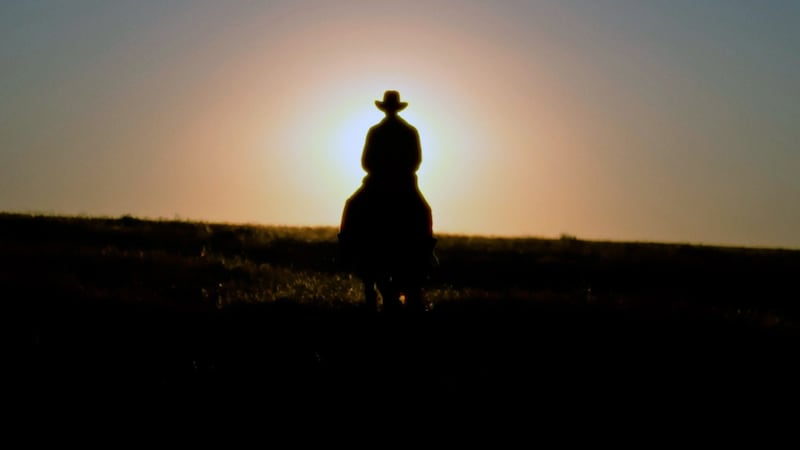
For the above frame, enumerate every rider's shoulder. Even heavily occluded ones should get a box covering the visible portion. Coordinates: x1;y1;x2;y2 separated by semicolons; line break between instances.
395;116;418;132
373;116;418;134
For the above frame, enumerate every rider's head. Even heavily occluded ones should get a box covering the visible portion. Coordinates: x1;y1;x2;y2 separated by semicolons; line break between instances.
375;90;407;116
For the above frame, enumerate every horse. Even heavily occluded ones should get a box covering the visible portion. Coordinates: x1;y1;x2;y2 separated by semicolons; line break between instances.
338;183;436;313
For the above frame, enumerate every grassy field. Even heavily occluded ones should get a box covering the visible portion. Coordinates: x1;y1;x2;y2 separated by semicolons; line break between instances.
4;212;799;422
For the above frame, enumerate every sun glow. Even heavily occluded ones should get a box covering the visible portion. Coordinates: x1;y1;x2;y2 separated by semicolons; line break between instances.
328;106;381;194
275;74;489;231
326;103;445;194
298;85;440;190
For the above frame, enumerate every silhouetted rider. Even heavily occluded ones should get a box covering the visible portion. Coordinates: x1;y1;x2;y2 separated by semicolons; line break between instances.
361;90;421;192
339;90;436;313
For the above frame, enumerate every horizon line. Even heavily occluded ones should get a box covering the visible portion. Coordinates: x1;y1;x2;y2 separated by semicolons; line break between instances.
2;210;797;252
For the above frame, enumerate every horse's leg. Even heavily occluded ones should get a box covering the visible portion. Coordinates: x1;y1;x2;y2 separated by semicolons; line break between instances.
404;284;425;313
397;270;425;313
378;278;401;313
363;277;378;312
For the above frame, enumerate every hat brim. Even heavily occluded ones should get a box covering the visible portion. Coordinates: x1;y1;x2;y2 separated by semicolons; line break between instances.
375;100;408;112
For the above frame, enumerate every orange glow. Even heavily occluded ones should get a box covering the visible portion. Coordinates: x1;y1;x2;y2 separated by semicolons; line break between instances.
3;2;799;247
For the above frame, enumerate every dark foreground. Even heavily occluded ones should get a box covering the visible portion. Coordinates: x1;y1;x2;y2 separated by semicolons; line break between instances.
11;297;799;427
4;214;800;430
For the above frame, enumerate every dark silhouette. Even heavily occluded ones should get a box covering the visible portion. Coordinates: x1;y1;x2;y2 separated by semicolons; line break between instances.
339;91;436;313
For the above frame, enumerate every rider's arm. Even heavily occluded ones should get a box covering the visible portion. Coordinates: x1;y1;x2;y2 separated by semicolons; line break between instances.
361;128;376;173
411;127;422;173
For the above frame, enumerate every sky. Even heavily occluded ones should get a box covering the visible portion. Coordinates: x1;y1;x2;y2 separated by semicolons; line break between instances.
1;0;798;248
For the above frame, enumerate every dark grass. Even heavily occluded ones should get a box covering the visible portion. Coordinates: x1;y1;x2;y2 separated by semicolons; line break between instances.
4;212;800;426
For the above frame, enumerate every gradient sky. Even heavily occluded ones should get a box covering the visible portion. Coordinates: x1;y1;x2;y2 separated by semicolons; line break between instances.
2;0;798;248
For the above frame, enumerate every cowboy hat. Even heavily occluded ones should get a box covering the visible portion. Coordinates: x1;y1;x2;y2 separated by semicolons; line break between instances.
375;90;408;112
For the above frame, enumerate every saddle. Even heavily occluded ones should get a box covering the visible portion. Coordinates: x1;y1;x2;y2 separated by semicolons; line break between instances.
338;181;436;279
